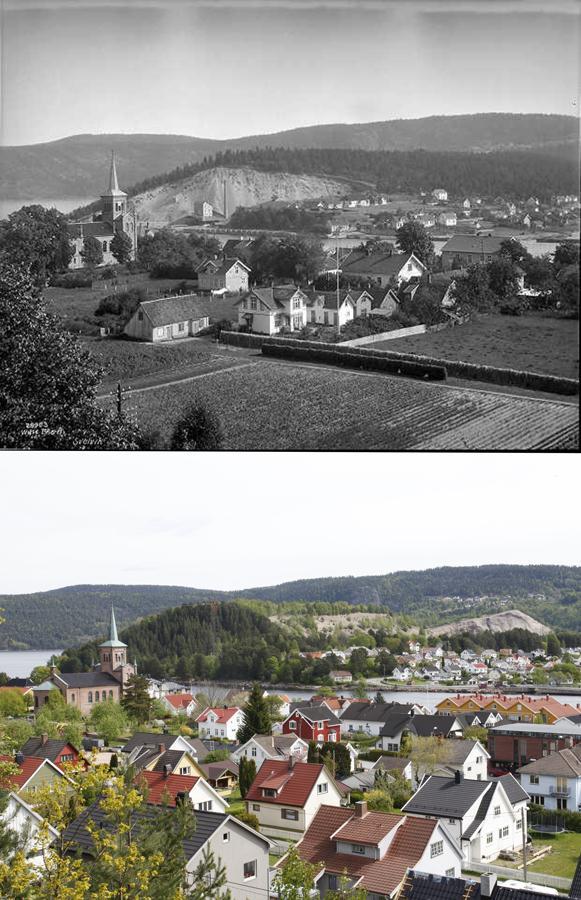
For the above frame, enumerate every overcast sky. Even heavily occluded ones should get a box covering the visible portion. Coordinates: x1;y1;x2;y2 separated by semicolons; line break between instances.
0;453;578;596
1;0;579;146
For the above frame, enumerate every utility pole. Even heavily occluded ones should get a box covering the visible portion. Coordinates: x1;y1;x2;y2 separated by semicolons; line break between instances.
336;238;341;336
521;807;527;880
113;382;130;418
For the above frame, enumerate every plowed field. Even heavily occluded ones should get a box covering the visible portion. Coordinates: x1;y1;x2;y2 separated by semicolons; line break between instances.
110;359;578;450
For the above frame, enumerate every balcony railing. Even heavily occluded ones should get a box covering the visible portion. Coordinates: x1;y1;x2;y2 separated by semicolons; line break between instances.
549;786;570;797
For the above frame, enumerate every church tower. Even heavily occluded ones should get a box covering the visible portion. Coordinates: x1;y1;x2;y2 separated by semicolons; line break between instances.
101;151;128;226
99;606;128;675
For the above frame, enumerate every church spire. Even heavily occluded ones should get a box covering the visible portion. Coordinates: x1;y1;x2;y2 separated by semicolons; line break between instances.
109;151;120;192
109;605;119;643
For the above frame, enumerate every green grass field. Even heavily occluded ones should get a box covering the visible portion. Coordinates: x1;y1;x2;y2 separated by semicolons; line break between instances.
527;831;581;879
373;314;579;380
101;357;579;450
85;337;215;383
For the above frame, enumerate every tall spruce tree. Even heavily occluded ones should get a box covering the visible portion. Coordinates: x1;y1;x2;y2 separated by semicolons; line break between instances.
236;683;272;744
121;674;153;724
238;757;257;799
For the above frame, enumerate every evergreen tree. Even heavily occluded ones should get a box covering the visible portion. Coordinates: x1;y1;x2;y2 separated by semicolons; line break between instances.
121;673;153;723
80;235;104;269
238;757;257;798
236;683;272;744
374;691;385;705
546;633;562;657
110;230;134;265
395;221;434;266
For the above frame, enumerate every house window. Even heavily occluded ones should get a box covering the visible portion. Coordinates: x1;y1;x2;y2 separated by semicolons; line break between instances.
317;783;328;794
446;869;455;877
486;833;493;845
223;831;230;842
179;767;191;775
109;690;113;698
351;845;365;855
157;328;164;337
288;721;296;730
516;820;522;830
103;242;108;252
500;827;509;839
138;312;143;321
557;799;568;810
252;804;260;811
71;694;75;703
328;876;338;890
494;806;501;816
529;775;539;785
241;299;247;309
263;789;276;797
178;323;185;332
95;691;99;702
88;692;93;703
250;298;257;310
198;801;212;811
430;841;444;858
244;860;256;880
251;748;257;757
60;754;75;763
292;297;302;309
282;808;299;820
448;818;455;824
476;756;483;763
531;795;545;806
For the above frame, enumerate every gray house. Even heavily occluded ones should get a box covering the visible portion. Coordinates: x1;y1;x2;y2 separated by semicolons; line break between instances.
62;801;271;899
124;294;210;342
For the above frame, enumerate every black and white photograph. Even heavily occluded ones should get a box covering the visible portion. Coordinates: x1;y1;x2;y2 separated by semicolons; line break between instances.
0;0;578;449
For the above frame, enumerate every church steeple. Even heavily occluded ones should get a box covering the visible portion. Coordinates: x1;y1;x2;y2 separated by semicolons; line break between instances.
108;151;120;193
101;151;127;223
99;606;127;675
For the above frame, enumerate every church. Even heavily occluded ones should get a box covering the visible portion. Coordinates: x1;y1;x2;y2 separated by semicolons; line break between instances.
67;153;137;269
32;607;135;716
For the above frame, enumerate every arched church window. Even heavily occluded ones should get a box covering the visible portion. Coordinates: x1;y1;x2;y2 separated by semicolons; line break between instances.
88;692;93;703
109;690;114;699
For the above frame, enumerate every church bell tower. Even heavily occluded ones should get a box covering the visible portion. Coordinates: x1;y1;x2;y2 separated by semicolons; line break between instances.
101;151;128;226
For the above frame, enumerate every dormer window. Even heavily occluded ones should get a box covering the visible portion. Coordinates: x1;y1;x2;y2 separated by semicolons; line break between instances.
351;845;365;855
263;788;276;798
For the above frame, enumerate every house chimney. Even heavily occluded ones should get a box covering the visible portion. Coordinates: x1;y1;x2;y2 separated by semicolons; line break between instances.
175;791;188;806
454;770;462;784
354;800;368;818
41;733;49;745
289;755;298;770
480;874;497;897
158;743;166;754
163;763;172;778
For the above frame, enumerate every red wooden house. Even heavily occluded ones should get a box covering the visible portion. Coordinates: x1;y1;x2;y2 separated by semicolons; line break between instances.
281;705;341;744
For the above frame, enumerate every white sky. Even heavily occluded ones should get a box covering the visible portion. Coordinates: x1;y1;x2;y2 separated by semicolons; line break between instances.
1;452;578;595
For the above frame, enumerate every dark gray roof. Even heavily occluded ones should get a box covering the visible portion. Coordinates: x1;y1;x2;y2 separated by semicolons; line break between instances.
343;702;414;723
372;755;411;773
290;705;341;726
122;732;169;753
20;737;73;762
440;234;504;256
494;889;560;900
138;295;210;327
56;672;120;688
151;750;184;774
182;738;209;761
62;800;227;860
378;712;415;737
409;715;459;738
402;775;490;818
398;870;481;899
490;773;530;804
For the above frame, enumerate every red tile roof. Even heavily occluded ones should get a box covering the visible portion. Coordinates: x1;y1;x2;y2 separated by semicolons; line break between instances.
245;760;325;808
196;706;240;724
0;754;54;789
289;805;439;895
164;693;194;710
136;770;199;806
332;811;402;844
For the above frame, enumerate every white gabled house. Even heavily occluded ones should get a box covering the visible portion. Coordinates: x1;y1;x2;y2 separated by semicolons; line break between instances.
1;792;60;870
236;285;308;334
402;772;529;865
231;734;308;771
196;707;244;741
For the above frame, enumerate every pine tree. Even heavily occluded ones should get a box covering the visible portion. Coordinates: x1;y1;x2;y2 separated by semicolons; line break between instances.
236;683;272;744
238;757;257;798
121;673;153;724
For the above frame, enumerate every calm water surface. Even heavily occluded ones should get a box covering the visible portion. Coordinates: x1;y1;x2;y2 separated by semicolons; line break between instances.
0;650;62;678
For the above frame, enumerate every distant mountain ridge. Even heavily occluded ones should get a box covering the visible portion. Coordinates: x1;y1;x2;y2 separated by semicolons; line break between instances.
1;113;576;200
0;564;579;651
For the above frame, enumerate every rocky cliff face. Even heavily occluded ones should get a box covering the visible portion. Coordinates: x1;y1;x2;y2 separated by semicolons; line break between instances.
130;166;346;224
429;609;551;637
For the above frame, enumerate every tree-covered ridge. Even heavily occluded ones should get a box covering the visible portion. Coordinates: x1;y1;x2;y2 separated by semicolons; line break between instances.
69;143;579;220
1;565;580;650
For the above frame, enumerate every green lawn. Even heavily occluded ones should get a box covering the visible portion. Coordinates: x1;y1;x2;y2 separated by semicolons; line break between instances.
527;831;581;879
373;313;579;381
226;786;245;817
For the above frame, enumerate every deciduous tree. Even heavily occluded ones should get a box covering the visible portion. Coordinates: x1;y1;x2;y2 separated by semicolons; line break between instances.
169;401;223;451
0;262;140;449
395;221;434;266
0;204;73;287
80;235;104;269
110;230;133;265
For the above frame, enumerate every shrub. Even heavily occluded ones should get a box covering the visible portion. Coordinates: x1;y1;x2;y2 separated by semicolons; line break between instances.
169;401;224;450
232;810;259;832
50;272;93;289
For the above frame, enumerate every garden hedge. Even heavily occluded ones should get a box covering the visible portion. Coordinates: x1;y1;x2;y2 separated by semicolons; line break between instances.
261;341;447;381
529;803;581;833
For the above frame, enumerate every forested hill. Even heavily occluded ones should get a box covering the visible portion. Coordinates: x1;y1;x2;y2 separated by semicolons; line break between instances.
59;602;291;682
1;565;580;651
1;113;576;199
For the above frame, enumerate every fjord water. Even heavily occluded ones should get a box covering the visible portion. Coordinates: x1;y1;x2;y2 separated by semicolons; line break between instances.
0;650;63;677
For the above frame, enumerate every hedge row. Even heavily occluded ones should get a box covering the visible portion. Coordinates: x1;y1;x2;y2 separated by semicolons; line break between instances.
262;341;447;381
359;347;579;396
529;803;581;834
